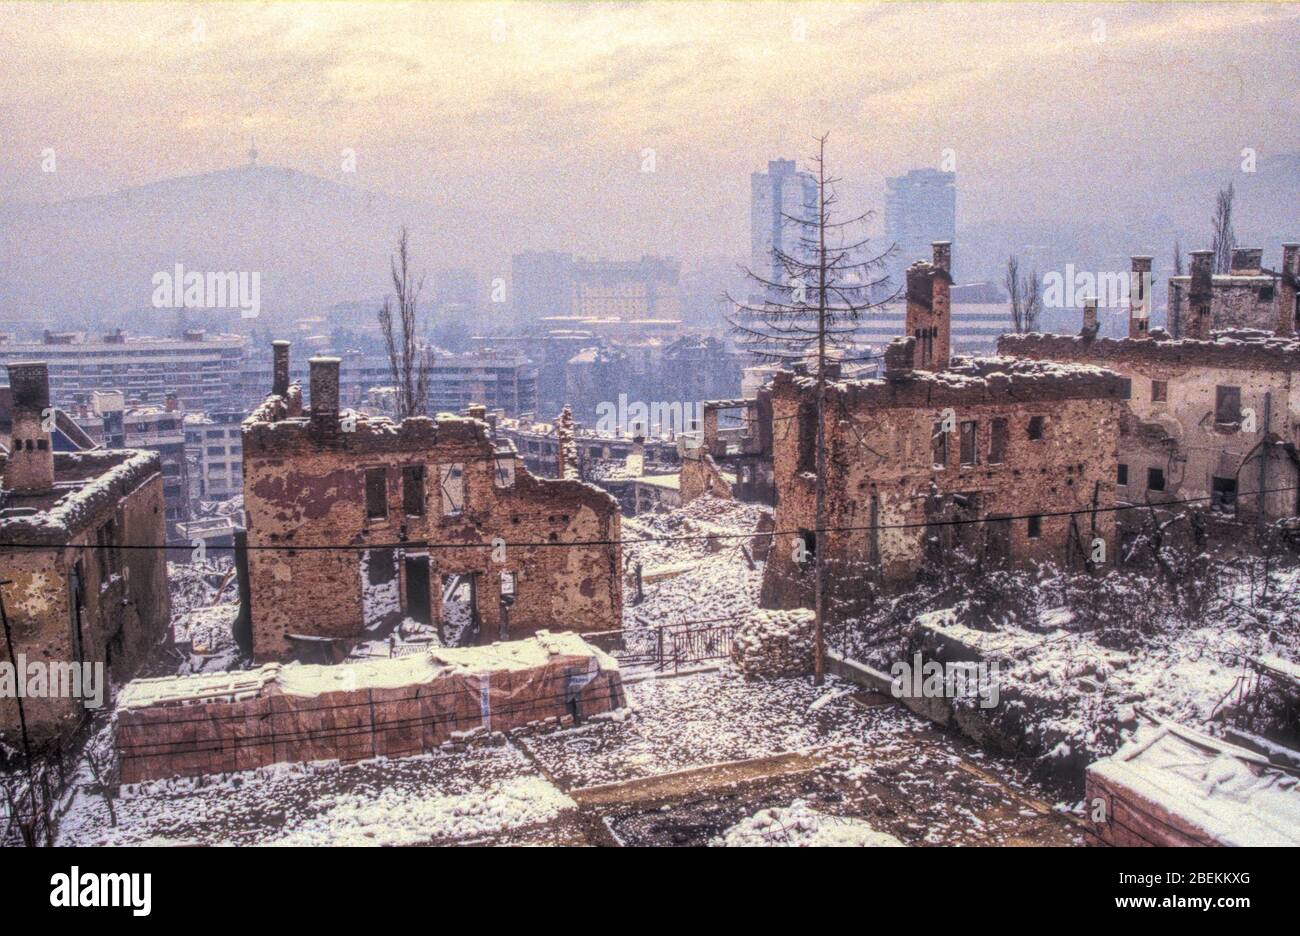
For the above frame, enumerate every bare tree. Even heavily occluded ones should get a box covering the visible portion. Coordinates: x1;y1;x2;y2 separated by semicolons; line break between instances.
726;134;897;685
1005;255;1042;333
377;227;431;418
1211;183;1237;275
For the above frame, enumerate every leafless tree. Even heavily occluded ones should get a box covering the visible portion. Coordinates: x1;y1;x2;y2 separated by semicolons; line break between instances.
1005;255;1042;333
1211;183;1237;275
726;134;897;684
377;227;431;418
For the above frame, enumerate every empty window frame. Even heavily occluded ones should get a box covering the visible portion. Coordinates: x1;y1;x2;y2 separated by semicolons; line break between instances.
1151;380;1168;403
1211;476;1238;511
988;418;1009;464
1147;467;1166;491
1027;415;1045;441
439;464;465;517
365;467;388;520
1117;463;1129;486
402;465;425;517
1215;386;1242;425
932;421;948;468
1026;515;1042;539
493;453;516;489
959;420;979;466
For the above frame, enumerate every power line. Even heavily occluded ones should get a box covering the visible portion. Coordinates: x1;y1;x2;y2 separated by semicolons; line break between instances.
1;485;1295;554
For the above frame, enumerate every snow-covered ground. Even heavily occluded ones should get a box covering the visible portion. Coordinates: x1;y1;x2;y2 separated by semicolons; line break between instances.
713;799;904;847
622;495;767;626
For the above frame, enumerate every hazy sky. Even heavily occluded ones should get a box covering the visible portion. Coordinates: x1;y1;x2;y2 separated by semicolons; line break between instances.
2;1;1297;262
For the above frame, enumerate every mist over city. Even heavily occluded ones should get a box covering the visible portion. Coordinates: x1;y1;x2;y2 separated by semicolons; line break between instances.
0;0;1298;878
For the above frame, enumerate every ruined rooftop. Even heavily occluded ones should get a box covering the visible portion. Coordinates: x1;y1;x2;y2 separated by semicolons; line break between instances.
0;448;162;543
773;343;1131;408
998;328;1300;371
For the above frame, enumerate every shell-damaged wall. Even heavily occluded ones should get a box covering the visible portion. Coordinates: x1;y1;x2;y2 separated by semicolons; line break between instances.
999;333;1300;524
0;451;170;743
761;363;1128;619
242;406;622;662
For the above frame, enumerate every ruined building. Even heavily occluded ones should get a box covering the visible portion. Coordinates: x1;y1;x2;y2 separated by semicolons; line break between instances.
1000;251;1300;527
241;342;623;662
679;394;776;506
0;362;170;744
1168;245;1299;339
761;244;1131;618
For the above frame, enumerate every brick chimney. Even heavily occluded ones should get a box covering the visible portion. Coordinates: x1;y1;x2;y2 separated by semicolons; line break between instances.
5;362;55;494
272;340;291;397
1081;295;1099;338
1230;248;1263;275
1186;250;1214;340
1128;256;1152;339
308;356;341;437
1278;244;1298;337
883;336;915;378
904;242;952;371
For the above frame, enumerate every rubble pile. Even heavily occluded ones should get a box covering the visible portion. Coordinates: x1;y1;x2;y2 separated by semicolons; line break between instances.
730;608;816;678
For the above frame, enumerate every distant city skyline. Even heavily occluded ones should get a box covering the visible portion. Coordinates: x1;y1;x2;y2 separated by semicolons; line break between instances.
2;1;1296;274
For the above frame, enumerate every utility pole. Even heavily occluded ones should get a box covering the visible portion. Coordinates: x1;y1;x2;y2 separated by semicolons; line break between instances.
813;135;828;686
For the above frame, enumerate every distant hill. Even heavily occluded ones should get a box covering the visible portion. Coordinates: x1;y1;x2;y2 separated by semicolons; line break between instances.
0;163;425;328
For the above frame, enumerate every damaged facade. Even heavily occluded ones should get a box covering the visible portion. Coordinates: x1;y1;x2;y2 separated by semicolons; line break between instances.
0;362;170;744
679;394;776;506
761;244;1131;618
1000;251;1300;526
1168;245;1299;339
241;343;623;663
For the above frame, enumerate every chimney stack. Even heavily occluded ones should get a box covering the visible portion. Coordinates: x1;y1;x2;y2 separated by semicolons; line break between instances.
1186;250;1214;340
5;362;55;494
272;340;291;397
164;392;178;413
1081;295;1099;338
1230;248;1263;275
1129;256;1152;339
308;356;341;436
904;244;952;372
1277;244;1299;338
883;336;915;378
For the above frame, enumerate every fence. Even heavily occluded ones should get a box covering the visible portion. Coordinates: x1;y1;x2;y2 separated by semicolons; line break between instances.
585;617;737;673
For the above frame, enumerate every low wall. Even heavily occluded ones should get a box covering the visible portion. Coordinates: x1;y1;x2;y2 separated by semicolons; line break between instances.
115;631;625;784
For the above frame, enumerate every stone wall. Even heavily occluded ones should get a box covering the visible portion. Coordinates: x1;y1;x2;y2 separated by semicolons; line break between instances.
114;632;625;784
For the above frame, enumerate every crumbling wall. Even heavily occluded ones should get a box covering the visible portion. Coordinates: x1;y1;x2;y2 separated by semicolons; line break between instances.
114;632;626;784
0;455;169;744
760;365;1126;619
730;608;815;678
1000;333;1300;524
679;451;734;504
242;411;623;662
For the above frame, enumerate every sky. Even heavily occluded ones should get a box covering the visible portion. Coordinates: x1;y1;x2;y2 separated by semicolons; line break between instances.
1;1;1298;264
